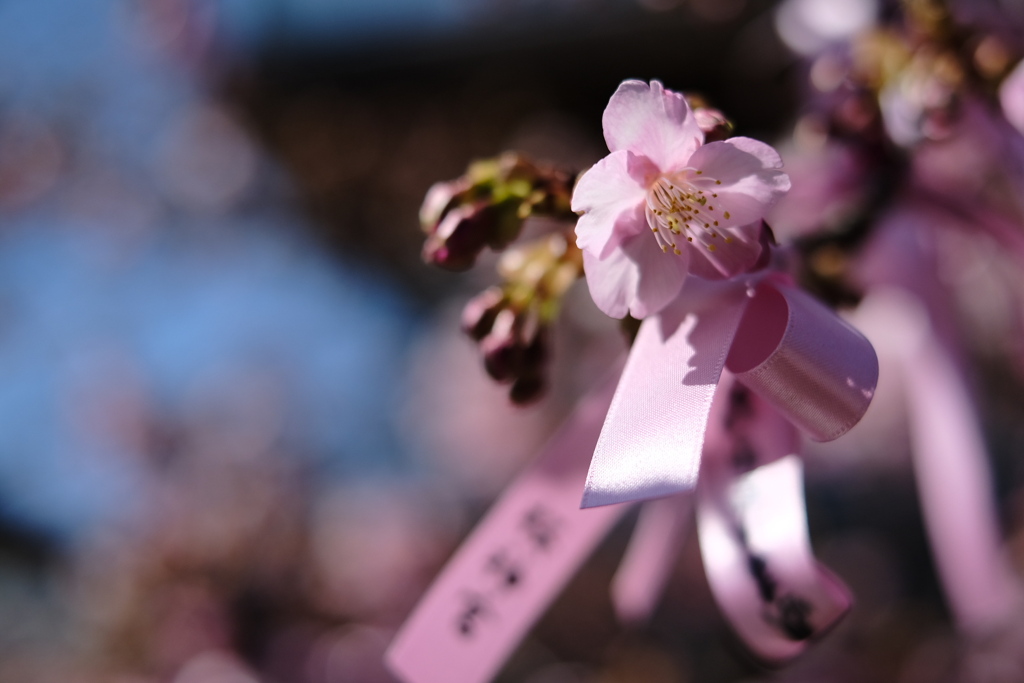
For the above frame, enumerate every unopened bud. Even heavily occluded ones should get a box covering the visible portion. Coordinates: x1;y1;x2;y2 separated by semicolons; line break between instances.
687;95;734;143
481;309;523;382
461;287;505;341
422;203;492;271
420;153;579;273
510;372;545;405
420;178;470;234
480;308;547;389
693;107;734;142
522;325;547;370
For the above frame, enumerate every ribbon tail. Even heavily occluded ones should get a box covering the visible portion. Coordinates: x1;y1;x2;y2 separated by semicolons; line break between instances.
607;368;799;626
879;290;1024;633
610;493;693;625
386;365;630;683
582;280;748;508
697;385;851;663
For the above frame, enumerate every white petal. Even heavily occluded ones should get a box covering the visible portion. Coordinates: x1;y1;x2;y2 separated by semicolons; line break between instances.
687;137;791;228
603;80;704;171
573;150;653;258
582;231;689;319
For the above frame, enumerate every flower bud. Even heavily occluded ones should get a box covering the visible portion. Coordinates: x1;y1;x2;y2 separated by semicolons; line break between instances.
420;178;470;234
419;153;579;272
421;203;493;271
509;372;545;405
461;287;505;341
687;95;735;143
481;309;523;382
479;308;547;391
693;107;735;142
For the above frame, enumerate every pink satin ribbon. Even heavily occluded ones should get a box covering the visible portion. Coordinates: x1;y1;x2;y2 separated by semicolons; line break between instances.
610;492;692;625
698;454;851;661
386;368;631;683
866;289;1024;634
390;274;877;682
584;276;878;508
610;372;851;661
727;281;878;442
697;373;851;661
582;278;748;509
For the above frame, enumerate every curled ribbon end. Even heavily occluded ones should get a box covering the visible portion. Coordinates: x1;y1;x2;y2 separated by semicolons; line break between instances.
728;282;879;442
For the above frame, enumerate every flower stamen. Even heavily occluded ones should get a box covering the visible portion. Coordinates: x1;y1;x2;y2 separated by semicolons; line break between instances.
644;172;733;257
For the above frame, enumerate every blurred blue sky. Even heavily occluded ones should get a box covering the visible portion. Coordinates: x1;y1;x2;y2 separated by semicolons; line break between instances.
216;0;468;47
0;0;420;539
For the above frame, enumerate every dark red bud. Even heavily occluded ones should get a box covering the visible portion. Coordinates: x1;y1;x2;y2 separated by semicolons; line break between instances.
481;309;523;382
521;326;547;371
422;204;491;271
420;179;471;234
509;373;546;405
461;287;505;341
693;108;734;143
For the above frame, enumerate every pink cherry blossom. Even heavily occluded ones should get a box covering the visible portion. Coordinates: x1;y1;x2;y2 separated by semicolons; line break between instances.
572;80;791;319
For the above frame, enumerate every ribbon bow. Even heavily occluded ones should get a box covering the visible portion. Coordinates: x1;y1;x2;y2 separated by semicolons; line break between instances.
387;272;878;682
583;272;878;508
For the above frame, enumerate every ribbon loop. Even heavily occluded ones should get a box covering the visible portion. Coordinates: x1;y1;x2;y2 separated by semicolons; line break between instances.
698;453;852;662
726;281;878;442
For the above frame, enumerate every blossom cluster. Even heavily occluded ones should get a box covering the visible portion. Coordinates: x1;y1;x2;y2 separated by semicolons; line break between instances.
401;1;1024;679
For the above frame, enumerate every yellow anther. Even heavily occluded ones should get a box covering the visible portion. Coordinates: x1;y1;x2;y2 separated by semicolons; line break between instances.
715;180;721;185
723;211;730;219
707;244;716;252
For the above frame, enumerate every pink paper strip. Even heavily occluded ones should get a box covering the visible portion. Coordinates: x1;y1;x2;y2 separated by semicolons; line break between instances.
610;493;693;625
698;453;851;663
386;370;630;683
727;281;878;442
581;279;748;508
887;291;1024;633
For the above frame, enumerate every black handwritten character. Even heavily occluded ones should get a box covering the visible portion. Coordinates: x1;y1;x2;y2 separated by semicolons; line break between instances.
522;504;558;550
747;552;778;603
456;593;491;637
776;594;814;640
487;550;523;588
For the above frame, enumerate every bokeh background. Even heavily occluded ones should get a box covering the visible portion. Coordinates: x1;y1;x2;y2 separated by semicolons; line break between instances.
2;0;1024;682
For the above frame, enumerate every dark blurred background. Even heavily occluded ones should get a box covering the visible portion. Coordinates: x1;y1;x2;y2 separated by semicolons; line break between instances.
3;0;1022;682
